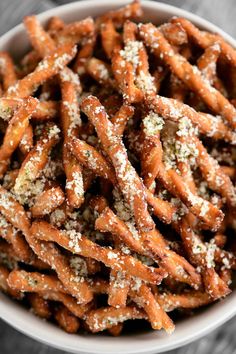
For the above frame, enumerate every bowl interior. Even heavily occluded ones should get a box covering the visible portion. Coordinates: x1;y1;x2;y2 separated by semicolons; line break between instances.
0;1;235;354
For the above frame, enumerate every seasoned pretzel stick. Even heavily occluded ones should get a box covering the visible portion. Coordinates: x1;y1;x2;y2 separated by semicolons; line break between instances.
0;214;35;264
20;235;93;304
139;23;236;129
13;123;60;196
81;95;154;232
0;97;38;177
198;43;221;81
130;282;175;333
164;168;223;230
19;124;33;155
157;291;212;312
158;22;188;46
59;70;84;209
24;16;83;98
68;137;117;184
90;198;130;308
145;93;236;145
85;306;146;333
111;104;135;136
68;136;176;224
8;271;91;318
0;98;59;122
100;19;122;59
0;185;30;234
86;58;115;87
19;50;40;76
7;270;67;293
0;187;93;302
6;43;77;98
171;17;236;66
47;16;65;33
95;207;201;288
54;305;80;333
0;238;49;270
0;52;17;91
108;270;130;308
175;217;231;299
0;265;22;299
191;136;236;210
139;121;223;230
54;18;95;46
24;16;55;57
96;0;143;28
30;186;65;218
28;293;52;319
31;221;167;284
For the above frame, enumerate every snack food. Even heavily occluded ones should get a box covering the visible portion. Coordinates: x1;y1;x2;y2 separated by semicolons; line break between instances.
0;0;235;336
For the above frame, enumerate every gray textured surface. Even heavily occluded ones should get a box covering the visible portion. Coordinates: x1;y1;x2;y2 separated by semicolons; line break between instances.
0;0;236;353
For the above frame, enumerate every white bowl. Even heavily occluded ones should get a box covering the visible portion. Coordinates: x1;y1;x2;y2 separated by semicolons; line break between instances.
0;1;235;353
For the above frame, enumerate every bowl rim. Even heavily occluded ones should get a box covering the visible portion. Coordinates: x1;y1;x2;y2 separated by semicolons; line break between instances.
0;1;236;353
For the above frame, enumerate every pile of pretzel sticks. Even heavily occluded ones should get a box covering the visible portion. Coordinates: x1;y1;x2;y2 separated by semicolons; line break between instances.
0;0;235;335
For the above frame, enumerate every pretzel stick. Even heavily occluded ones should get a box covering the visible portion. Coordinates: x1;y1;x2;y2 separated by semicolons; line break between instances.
0;185;30;234
31;220;167;284
90;198;130;308
73;32;96;75
171;17;236;66
139;122;223;230
68;136;176;224
157;291;212;312
0;98;59;122
54;18;95;46
30;186;65;218
0;214;35;264
47;16;65;33
0;265;22;299
24;16;55;57
0;97;38;177
111;104;135;136
145;94;236;144
85;306;146;333
13;123;60;196
86;58;114;87
68;137;117;184
19;50;40;76
59;71;84;208
159;22;188;46
0;52;17;91
139;23;236;129
54;305;80;333
191;136;236;210
19;124;33;155
95;207;201;288
100;19;122;59
175;217;231;299
96;0;143;28
28;293;52;319
81;95;154;232
8;271;91;318
0;186;93;302
15;232;93;304
130;282;175;333
7;270;67;293
6;43;77;98
108;270;130;308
